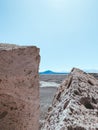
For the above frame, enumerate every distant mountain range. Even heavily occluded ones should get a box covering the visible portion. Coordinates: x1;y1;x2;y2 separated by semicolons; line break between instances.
39;70;68;75
39;69;98;75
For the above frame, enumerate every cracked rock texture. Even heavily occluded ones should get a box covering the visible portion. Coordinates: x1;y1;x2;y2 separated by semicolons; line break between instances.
0;44;40;130
42;68;98;130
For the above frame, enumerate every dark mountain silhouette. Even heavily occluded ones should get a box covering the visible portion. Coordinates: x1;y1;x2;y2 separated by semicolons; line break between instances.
39;70;68;75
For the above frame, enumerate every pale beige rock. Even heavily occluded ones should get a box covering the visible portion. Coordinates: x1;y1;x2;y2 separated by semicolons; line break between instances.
42;68;98;130
0;44;40;130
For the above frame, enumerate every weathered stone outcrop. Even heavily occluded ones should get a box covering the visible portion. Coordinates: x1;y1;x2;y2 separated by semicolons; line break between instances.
42;68;98;130
0;44;40;130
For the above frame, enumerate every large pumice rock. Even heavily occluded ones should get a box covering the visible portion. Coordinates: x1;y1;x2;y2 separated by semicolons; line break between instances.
0;44;40;130
42;68;98;130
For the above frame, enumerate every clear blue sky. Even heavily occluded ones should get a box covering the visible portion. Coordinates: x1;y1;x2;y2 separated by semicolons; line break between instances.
0;0;98;72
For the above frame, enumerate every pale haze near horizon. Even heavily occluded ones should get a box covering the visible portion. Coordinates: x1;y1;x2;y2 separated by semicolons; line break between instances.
0;0;98;72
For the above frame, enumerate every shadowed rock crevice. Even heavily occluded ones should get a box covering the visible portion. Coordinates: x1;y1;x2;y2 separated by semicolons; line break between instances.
63;101;69;109
67;126;86;130
80;97;94;109
0;111;8;119
67;76;73;89
56;91;61;101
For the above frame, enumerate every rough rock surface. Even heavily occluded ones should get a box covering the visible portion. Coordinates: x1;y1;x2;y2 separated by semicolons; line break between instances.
42;68;98;130
0;44;40;130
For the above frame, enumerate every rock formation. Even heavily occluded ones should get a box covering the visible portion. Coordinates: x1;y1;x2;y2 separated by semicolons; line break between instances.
0;44;40;130
42;68;98;130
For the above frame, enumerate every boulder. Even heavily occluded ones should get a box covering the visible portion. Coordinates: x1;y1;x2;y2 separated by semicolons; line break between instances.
42;68;98;130
0;44;40;130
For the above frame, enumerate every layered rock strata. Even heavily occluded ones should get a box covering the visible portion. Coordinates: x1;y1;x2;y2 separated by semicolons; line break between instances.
0;44;40;130
42;68;98;130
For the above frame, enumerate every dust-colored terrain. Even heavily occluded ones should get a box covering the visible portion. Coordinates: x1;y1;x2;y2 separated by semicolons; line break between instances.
40;74;67;84
39;75;67;123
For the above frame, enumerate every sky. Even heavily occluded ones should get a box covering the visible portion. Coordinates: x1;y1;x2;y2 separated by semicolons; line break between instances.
0;0;98;72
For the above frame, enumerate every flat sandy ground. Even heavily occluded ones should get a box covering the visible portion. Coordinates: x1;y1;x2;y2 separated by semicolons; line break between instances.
40;87;57;120
40;74;67;84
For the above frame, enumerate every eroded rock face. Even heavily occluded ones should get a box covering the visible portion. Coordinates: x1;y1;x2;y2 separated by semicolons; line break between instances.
0;44;40;130
42;68;98;130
